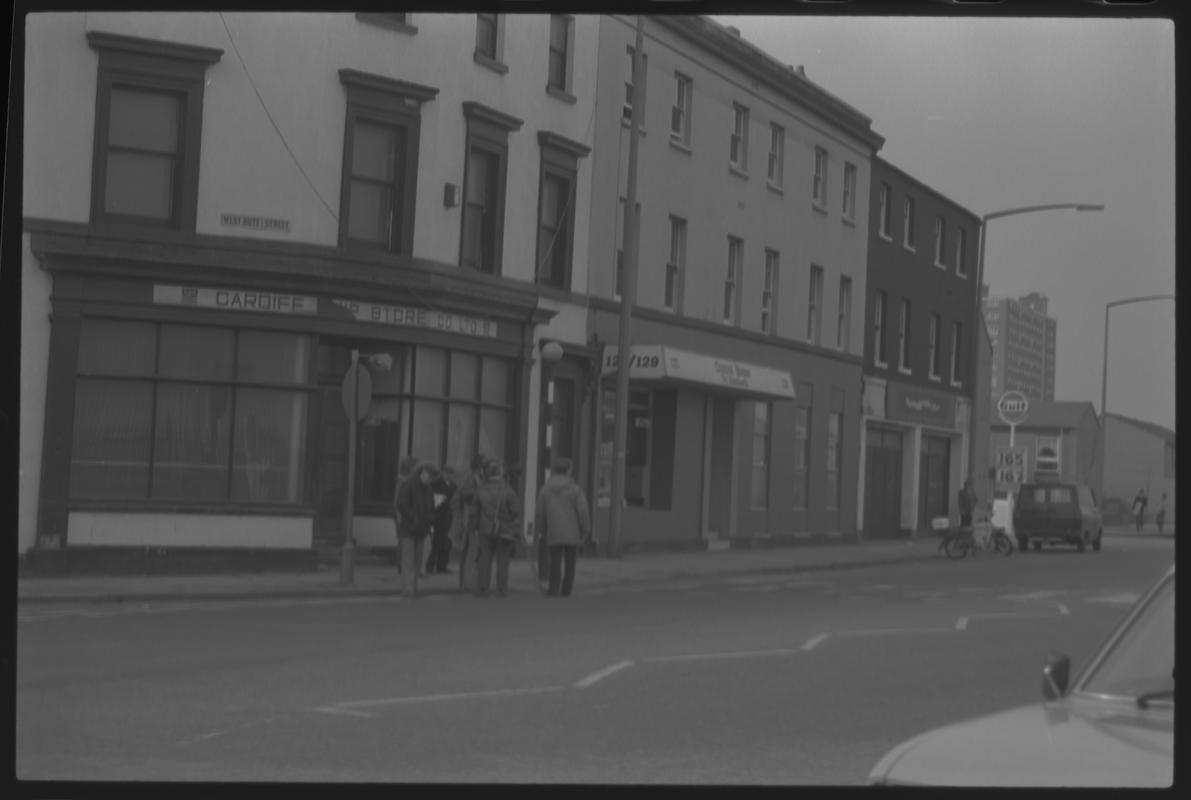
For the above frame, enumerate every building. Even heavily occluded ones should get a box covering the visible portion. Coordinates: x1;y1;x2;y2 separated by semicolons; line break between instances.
581;16;884;550
987;400;1102;499
1102;413;1175;526
858;157;982;536
970;317;995;508
983;290;1057;403
20;12;601;557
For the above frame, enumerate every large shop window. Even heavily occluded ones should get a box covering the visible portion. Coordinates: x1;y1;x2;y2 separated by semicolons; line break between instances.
597;388;675;510
826;411;843;509
88;32;222;231
335;344;514;508
751;402;772;509
71;320;311;505
791;393;812;509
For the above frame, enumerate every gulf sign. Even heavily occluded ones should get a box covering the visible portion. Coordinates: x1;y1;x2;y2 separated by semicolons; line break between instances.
997;390;1030;426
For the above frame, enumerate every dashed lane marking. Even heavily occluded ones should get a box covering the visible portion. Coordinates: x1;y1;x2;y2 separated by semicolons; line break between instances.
800;634;830;651
957;602;1069;630
308;685;563;716
575;659;635;688
643;647;799;664
1085;592;1140;605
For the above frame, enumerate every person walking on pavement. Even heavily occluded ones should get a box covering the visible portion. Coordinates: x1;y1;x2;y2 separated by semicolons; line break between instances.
395;461;438;597
1155;493;1167;535
958;479;978;529
391;455;418;573
453;454;488;592
425;465;457;575
473;460;522;598
1132;488;1148;532
535;457;592;597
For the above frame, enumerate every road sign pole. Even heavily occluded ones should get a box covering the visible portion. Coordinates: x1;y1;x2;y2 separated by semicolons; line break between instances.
340;349;360;586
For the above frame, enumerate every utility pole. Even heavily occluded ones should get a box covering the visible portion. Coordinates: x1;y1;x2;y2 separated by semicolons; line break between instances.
607;15;646;559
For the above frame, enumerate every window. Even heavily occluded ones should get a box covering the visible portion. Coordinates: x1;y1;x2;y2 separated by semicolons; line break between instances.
761;250;779;334
792;405;811;509
827;412;843;509
842;162;857;220
903;196;916;250
547;15;573;95
807;265;824;344
899;298;912;372
730;104;749;170
474;13;505;71
874;290;888;367
878;183;892;239
356;13;416;35
724;237;743;324
535;132;590;289
768;123;784;186
88;32;221;231
1035;436;1061;476
597;389;676;510
71;320;311;504
347;346;514;505
665;216;686;312
339;70;437;254
623;46;647;123
934;216;947;267
955;227;968;277
671;72;692;145
813;147;828;207
460;102;523;274
751;403;772;508
950;322;962;386
837;276;852;352
929;313;941;379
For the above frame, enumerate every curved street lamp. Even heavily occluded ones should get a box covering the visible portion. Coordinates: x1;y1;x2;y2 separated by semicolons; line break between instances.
969;202;1105;482
1098;294;1175;513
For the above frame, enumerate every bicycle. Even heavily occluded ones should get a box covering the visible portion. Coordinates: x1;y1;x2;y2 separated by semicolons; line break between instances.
942;519;1013;559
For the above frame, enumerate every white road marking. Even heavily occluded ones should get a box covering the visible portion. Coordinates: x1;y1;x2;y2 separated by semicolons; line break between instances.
999;590;1064;602
956;616;970;631
307;706;377;719
800;634;830;651
643;647;798;663
957;604;1071;629
575;659;635;688
1057;603;1070;616
834;627;954;637
316;685;563;711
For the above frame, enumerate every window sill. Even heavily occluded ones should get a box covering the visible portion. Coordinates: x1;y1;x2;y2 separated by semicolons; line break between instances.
620;115;646;134
933;260;947;270
546;85;576;105
928;374;942;383
812;202;829;216
956;271;969;280
874;359;889;370
729;164;749;181
879;232;893;243
474;51;509;75
766;181;784;196
842;215;857;228
669;136;692;155
356;14;418;35
898;366;912;376
903;243;916;254
950;379;962;389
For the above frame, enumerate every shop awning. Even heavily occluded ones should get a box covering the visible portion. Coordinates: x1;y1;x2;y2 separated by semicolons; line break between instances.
601;344;796;401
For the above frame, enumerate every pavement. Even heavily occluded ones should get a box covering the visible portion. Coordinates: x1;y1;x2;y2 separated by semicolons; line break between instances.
16;526;1165;606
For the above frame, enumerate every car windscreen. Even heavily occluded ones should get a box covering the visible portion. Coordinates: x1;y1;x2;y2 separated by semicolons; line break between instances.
1018;486;1075;507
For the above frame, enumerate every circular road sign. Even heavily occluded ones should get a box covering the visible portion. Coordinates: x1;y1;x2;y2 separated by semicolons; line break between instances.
997;390;1030;427
340;363;374;422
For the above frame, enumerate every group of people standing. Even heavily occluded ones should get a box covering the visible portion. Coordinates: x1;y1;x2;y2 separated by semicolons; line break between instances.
1131;488;1168;534
392;454;592;599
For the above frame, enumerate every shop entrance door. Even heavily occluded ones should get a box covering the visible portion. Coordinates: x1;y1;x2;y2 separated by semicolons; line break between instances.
919;434;951;530
705;397;736;539
864;427;904;538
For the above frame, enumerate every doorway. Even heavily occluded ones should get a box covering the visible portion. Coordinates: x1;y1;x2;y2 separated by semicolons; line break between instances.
918;434;951;529
865;426;904;538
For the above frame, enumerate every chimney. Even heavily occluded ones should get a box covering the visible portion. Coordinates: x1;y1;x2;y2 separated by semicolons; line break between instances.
796;64;806;77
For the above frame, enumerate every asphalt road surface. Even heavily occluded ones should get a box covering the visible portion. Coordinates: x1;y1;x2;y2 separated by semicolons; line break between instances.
17;537;1173;785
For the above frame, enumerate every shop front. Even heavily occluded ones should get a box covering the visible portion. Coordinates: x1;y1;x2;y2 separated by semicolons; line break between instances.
859;377;970;537
30;229;549;557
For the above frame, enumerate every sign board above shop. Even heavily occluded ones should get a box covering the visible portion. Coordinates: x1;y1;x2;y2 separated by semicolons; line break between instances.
602;344;796;401
153;284;317;314
885;382;958;429
330;300;498;339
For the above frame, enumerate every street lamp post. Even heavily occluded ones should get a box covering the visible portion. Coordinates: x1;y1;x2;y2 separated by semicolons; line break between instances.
1099;294;1175;511
969;202;1105;484
338;350;392;586
537;339;564;585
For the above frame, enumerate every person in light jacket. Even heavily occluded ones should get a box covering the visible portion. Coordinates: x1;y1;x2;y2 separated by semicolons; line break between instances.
534;457;592;597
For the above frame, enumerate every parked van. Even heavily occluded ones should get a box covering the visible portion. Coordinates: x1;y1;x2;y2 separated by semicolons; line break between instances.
1013;481;1103;553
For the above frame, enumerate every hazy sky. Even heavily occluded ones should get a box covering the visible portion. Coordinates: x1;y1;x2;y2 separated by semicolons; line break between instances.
713;15;1176;431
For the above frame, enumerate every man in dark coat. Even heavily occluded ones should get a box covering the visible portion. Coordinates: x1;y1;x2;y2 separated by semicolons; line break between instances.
473;461;522;597
395;461;438;597
958;480;977;528
535;457;592;597
425;465;458;574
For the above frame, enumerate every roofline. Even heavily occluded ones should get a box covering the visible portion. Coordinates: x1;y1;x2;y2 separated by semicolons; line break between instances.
645;15;886;152
1105;412;1176;442
874;155;982;225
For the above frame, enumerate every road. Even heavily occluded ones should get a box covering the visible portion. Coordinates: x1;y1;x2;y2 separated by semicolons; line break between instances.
17;537;1173;784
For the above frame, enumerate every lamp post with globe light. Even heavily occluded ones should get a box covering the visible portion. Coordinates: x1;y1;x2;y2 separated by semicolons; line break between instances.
339;350;392;586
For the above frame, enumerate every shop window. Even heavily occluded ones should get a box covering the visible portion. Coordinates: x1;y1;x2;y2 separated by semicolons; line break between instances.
792;405;811;509
88;32;221;231
598;388;675;510
751;403;771;508
71;320;311;505
827;412;842;509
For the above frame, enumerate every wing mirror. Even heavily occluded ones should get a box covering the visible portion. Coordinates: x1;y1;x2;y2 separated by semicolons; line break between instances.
1043;652;1070;700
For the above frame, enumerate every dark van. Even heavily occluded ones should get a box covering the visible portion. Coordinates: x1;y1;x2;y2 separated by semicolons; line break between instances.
1013;481;1103;553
